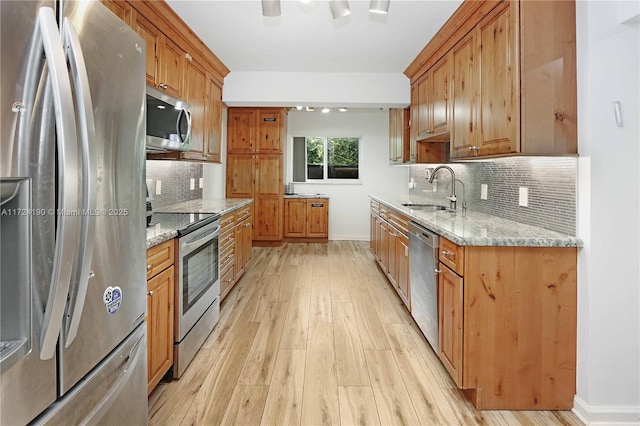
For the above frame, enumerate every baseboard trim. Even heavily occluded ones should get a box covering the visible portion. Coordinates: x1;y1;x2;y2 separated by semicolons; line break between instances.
573;395;640;425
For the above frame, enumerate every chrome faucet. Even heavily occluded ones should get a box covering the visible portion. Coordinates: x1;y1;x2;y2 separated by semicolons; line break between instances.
428;165;457;210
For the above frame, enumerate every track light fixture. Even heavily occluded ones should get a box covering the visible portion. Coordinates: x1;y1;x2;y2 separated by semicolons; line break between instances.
369;0;389;14
330;0;351;19
261;0;281;17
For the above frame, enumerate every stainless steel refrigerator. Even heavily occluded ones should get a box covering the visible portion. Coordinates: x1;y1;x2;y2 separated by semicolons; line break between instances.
0;1;147;424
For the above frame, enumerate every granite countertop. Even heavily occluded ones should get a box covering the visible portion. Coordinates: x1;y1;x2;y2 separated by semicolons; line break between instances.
146;198;253;249
370;194;583;248
284;193;330;199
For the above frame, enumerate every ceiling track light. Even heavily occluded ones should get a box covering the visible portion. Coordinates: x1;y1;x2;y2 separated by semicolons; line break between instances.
262;0;281;17
322;107;330;113
330;0;351;19
369;0;389;15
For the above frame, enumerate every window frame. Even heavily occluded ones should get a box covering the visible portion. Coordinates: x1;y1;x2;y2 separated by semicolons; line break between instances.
294;135;363;184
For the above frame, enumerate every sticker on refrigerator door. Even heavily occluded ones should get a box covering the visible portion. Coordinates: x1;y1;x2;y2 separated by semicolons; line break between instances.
103;286;123;314
11;102;25;112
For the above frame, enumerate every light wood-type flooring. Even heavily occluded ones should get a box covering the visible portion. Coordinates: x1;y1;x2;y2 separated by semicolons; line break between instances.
148;242;582;426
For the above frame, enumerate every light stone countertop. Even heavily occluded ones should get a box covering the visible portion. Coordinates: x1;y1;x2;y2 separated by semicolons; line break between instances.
146;198;253;248
370;194;583;247
284;193;330;199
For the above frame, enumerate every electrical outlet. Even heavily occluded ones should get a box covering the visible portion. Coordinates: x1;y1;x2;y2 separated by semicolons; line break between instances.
190;178;195;190
481;184;488;200
519;187;529;207
155;180;162;195
199;177;203;189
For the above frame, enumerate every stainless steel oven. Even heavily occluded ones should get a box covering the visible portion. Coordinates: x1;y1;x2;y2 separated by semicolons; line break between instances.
173;216;220;378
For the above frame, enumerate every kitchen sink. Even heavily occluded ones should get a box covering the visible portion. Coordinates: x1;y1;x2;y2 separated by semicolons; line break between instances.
401;203;448;211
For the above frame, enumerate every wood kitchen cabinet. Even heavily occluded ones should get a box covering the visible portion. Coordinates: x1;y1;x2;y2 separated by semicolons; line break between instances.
146;239;175;394
436;236;577;410
284;198;329;241
131;9;184;98
226;108;287;244
101;0;131;22
220;205;253;300
406;0;577;160
369;200;410;309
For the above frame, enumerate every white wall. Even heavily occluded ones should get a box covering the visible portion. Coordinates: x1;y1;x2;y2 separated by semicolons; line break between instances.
575;1;640;424
223;71;410;108
286;109;408;240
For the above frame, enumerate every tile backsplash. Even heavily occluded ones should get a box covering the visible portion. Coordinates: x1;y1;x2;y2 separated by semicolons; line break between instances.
409;157;577;235
146;161;203;210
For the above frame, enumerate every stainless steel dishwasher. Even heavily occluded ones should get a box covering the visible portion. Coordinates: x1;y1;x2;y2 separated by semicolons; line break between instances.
408;221;440;353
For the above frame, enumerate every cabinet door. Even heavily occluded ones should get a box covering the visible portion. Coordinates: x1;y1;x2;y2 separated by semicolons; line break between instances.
386;226;399;287
158;35;184;98
431;53;451;136
254;197;282;241
409;85;418;162
284;198;306;237
370;213;377;255
476;2;518;156
378;220;388;271
183;59;207;157
226;155;255;198
450;31;478;159
131;11;159;87
234;225;245;279
241;216;253;268
205;77;222;162
147;265;174;394
438;263;463;387
227;108;256;154
306;199;328;238
396;233;410;308
101;0;131;23
255;155;282;197
257;109;284;153
416;73;431;140
388;109;403;164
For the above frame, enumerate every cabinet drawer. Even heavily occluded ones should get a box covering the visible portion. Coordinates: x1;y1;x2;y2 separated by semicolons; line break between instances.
220;242;234;272
235;205;251;221
221;228;235;252
220;261;235;298
388;210;410;236
146;239;174;280
439;238;464;276
220;212;236;231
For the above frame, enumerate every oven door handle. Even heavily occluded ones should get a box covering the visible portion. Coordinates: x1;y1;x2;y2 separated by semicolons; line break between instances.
181;225;220;256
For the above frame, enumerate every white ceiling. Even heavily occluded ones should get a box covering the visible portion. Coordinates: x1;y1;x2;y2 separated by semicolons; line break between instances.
166;0;463;74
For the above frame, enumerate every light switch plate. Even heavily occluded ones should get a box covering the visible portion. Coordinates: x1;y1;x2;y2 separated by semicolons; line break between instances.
199;177;203;189
519;187;528;207
190;178;195;190
480;184;488;200
155;180;162;195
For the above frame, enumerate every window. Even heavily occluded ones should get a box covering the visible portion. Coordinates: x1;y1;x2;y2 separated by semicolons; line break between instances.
292;136;361;182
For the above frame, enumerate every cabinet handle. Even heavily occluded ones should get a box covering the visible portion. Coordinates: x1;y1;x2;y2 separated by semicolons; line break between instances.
435;269;441;274
146;264;152;271
225;278;232;283
147;290;154;296
442;250;454;257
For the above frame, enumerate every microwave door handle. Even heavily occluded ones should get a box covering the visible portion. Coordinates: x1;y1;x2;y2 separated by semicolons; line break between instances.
36;7;82;360
177;108;191;144
182;225;220;255
61;18;97;348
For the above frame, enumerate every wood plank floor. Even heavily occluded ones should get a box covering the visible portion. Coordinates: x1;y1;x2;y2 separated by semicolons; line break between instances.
148;242;583;426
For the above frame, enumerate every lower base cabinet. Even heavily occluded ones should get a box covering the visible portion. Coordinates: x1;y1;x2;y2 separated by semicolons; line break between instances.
220;205;253;301
438;239;578;410
284;198;329;241
146;239;175;394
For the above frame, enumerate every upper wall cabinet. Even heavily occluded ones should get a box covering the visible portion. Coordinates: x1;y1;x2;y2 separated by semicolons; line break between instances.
228;108;285;154
406;0;577;161
101;0;229;164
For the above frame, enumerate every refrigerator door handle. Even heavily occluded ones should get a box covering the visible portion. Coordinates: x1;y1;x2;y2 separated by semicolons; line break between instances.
79;334;145;426
61;18;97;348
37;7;82;361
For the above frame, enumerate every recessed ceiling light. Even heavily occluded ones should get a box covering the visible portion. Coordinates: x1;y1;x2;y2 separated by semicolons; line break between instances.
339;107;347;112
322;107;330;113
330;0;351;19
296;106;303;110
369;0;389;14
306;106;315;112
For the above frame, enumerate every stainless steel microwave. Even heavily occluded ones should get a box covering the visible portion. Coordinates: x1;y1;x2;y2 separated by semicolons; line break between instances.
146;86;191;152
